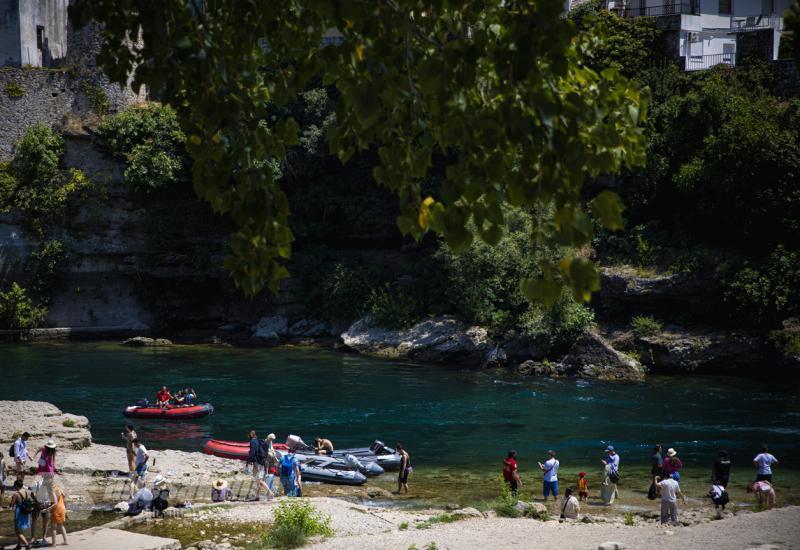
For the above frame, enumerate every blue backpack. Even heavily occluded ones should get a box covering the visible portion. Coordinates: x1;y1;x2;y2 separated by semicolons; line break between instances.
280;454;295;478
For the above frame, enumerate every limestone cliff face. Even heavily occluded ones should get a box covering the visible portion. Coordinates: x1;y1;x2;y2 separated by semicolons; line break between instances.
0;133;295;334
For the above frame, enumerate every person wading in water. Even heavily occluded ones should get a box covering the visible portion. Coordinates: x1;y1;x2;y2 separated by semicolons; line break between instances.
397;443;412;494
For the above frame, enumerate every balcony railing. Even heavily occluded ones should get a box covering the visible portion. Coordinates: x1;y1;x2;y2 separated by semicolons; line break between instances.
686;53;736;71
619;2;698;17
730;14;783;32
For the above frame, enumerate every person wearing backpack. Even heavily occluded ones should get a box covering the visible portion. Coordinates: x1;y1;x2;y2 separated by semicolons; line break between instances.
709;479;729;516
10;479;33;548
257;434;278;500
279;450;301;497
538;450;560;501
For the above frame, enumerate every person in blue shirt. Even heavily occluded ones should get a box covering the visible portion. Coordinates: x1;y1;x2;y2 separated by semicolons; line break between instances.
279;450;302;497
602;445;620;473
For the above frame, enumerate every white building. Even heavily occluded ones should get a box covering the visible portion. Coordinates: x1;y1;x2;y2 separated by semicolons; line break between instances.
607;0;791;70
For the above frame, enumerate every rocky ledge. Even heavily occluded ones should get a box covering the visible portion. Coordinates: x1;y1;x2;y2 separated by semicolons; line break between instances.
0;400;92;450
517;331;645;382
341;315;492;367
606;325;762;373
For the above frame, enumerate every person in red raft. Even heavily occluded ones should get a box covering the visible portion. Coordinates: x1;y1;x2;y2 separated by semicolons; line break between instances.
155;386;171;408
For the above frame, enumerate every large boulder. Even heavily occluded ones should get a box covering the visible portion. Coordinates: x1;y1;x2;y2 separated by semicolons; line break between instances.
561;330;645;381
596;267;710;316
341;316;491;366
635;326;761;373
251;315;288;344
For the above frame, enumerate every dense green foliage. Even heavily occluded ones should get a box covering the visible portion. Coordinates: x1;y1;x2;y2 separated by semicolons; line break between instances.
72;1;646;298
97;104;187;191
261;500;333;549
0;283;47;330
0;125;91;237
722;246;800;326
571;0;666;77
573;6;800;329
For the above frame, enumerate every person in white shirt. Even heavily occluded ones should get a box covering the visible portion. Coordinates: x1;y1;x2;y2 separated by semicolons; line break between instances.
13;432;30;478
656;475;686;525
538;450;560;501
130;439;149;497
753;445;779;483
559;487;580;520
709;481;729;515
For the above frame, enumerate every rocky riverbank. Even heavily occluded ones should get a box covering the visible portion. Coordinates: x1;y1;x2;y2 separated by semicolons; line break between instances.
121;497;800;550
2;401;799;549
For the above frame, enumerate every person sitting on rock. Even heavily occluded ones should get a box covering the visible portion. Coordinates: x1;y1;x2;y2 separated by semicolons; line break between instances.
155;387;171;408
560;487;580;520
126;480;153;516
315;437;334;455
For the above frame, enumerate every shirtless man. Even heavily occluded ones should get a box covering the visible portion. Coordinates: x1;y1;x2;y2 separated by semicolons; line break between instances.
314;437;334;456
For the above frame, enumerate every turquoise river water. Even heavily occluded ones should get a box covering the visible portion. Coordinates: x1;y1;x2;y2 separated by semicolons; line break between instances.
3;342;799;473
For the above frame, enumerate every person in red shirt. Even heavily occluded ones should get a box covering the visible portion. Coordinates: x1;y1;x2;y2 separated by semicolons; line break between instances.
155;386;171;408
503;449;522;496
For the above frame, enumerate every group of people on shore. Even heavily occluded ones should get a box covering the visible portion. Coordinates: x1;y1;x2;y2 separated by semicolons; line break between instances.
154;386;197;408
503;444;781;525
1;433;68;547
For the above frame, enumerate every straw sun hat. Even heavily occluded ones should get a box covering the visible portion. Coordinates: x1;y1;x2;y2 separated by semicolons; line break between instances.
45;440;57;449
667;448;677;457
213;479;228;490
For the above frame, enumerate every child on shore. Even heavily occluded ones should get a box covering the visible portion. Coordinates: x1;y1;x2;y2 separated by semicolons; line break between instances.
47;484;68;546
577;471;588;501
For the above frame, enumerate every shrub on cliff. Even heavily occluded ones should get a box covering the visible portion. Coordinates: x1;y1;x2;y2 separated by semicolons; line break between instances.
97;104;187;191
1;125;92;236
0;283;47;330
631;315;663;337
434;206;595;348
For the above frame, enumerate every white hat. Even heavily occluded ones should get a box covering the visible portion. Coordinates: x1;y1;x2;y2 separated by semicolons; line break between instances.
266;433;276;441
152;475;168;486
45;440;57;449
666;448;677;457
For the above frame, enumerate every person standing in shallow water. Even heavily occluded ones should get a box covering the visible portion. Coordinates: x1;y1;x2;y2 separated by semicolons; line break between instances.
538;450;560;502
753;445;778;483
502;450;522;497
651;444;664;477
397;444;412;494
712;450;732;487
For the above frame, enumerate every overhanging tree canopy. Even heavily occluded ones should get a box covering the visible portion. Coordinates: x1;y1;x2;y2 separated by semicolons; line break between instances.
70;0;648;303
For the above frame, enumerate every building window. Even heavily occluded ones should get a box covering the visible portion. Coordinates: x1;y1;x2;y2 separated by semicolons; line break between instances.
761;0;774;14
36;26;44;50
718;0;731;14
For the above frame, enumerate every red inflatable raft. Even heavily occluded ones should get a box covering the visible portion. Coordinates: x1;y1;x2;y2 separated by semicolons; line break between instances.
203;439;249;460
123;403;213;419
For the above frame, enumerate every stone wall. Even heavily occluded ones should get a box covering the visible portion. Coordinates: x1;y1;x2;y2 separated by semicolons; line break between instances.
0;18;145;160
